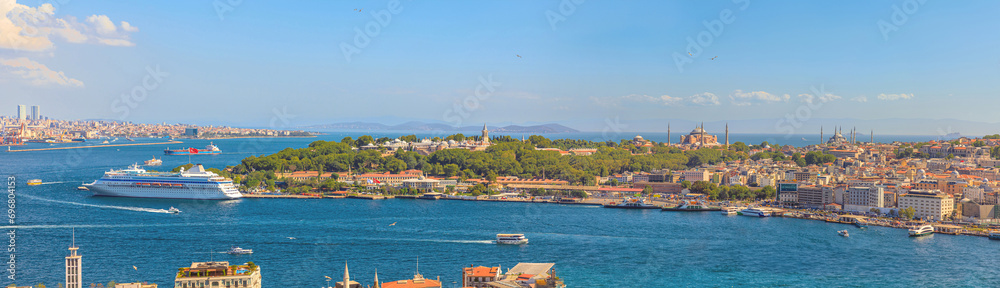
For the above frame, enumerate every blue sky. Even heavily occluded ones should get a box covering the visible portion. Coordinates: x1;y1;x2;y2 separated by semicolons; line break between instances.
2;0;999;132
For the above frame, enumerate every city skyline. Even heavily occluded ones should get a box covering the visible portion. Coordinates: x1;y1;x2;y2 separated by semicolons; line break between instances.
2;1;1000;133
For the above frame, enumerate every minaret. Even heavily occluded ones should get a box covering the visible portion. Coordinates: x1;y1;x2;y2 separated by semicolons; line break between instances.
725;123;729;146
871;130;874;144
481;123;489;144
342;261;350;288
700;122;705;146
820;126;824;145
373;268;380;288
667;123;671;145
66;229;82;288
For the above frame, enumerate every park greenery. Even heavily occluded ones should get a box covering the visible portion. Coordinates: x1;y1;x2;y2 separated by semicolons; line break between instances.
201;135;834;196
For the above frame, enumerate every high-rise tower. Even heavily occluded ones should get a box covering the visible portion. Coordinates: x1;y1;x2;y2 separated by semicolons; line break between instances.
66;230;82;288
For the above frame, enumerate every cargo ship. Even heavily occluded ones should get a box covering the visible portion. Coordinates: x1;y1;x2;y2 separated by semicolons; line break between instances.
164;143;221;155
83;163;242;200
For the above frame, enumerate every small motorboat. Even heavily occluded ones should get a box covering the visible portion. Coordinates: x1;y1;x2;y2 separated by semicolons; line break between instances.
76;186;89;191
838;230;849;237
27;179;42;186
167;207;181;214
227;246;253;255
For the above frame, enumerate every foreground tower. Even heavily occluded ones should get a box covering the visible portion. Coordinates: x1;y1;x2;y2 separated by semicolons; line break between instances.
66;230;82;288
725;123;729;146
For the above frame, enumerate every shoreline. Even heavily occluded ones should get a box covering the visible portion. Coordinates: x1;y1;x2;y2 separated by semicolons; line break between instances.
238;194;993;238
6;140;183;152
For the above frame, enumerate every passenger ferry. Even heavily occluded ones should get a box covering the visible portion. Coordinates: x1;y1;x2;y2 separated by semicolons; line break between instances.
738;207;770;217
83;164;242;200
164;143;222;155
167;207;181;214
603;197;659;209
496;234;528;245
226;246;253;255
662;200;720;212
988;230;1000;240
721;206;742;216
908;224;934;237
27;179;42;186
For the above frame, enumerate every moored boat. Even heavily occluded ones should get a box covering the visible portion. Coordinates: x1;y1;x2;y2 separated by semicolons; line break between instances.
721;206;742;216
738;207;770;217
662;200;720;212
496;234;528;245
989;231;1000;240
603;197;659;209
144;157;162;166
908;225;934;237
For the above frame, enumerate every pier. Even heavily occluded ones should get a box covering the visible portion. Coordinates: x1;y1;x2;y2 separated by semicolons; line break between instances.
5;140;183;152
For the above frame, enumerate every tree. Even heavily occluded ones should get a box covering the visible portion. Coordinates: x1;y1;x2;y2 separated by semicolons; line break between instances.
900;207;916;219
355;135;374;147
486;171;498;184
760;185;776;200
384;158;406;174
642;185;653;195
730;142;750;152
340;136;354;146
681;180;691;189
443;164;459;177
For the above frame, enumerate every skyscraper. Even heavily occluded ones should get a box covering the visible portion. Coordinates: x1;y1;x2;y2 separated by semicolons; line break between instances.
16;105;26;121
30;105;38;120
66;230;82;288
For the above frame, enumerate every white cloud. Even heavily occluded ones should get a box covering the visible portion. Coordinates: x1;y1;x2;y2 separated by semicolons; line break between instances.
798;93;842;104
689;92;720;106
729;90;789;106
850;96;868;103
0;0;138;51
0;57;83;87
877;93;914;101
121;21;138;32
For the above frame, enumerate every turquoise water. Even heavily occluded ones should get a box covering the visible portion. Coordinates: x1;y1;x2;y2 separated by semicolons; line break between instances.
3;136;998;287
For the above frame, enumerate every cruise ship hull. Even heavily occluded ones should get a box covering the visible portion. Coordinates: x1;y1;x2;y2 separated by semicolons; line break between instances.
86;184;241;200
164;150;221;155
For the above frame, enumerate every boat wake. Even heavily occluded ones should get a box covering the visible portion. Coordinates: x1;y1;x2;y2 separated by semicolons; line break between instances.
20;194;173;214
38;181;67;185
362;237;495;245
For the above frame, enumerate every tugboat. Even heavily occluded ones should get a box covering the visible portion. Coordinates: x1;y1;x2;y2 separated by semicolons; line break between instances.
838;230;850;237
226;246;253;255
167;207;181;214
603;197;659;209
908;224;934;237
144;157;162;166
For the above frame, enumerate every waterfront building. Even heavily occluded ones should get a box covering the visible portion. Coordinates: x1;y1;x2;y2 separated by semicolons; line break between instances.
961;201;998;221
114;283;158;288
381;273;441;288
632;182;683;194
487;263;564;288
174;261;261;288
66;232;82;288
898;189;954;221
846;186;885;209
797;185;834;208
462;265;501;288
402;177;440;192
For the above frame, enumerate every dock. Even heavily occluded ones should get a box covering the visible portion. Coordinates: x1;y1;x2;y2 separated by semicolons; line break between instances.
6;140;182;152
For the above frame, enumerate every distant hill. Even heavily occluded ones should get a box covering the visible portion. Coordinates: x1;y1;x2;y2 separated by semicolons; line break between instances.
302;122;579;133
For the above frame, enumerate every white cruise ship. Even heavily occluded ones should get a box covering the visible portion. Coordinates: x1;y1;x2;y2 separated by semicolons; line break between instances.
84;164;242;200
